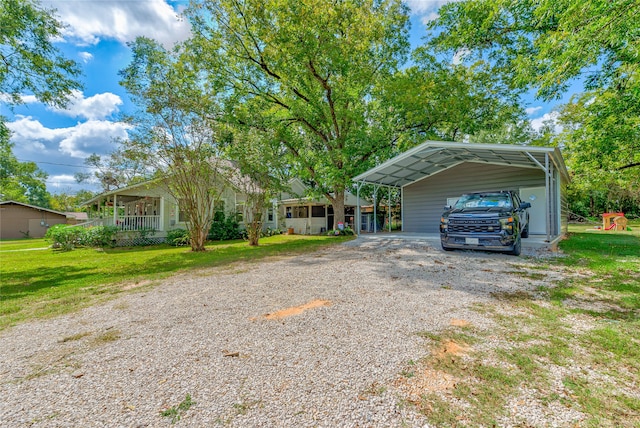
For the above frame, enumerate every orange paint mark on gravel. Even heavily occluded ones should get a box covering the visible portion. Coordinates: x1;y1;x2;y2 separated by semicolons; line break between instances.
263;299;331;320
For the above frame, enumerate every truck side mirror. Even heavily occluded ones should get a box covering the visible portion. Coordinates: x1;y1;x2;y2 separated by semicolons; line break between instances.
519;202;531;210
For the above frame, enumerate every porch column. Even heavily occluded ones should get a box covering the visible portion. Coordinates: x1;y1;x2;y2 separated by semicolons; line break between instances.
113;194;118;226
159;197;165;231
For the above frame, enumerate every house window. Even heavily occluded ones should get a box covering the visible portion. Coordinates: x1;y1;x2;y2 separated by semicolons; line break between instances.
236;202;244;223
285;206;308;218
311;206;325;217
267;207;274;222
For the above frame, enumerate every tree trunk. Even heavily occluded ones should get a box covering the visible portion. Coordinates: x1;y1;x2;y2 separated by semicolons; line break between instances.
326;189;345;230
190;224;207;252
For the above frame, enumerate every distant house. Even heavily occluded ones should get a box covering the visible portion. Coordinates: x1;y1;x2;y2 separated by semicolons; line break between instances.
65;212;89;224
0;201;71;239
276;178;364;234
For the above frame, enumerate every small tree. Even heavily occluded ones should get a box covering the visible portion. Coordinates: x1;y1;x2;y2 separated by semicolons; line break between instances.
120;37;229;251
224;127;285;246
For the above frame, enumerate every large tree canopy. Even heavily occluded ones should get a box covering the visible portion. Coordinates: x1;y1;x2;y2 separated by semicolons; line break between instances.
428;0;640;215
0;0;82;107
429;0;639;101
186;0;411;228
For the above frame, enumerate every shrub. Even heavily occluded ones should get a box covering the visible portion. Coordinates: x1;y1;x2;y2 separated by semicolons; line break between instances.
45;224;119;250
45;224;85;251
82;226;118;248
167;228;190;246
326;226;355;236
209;212;242;241
262;228;282;237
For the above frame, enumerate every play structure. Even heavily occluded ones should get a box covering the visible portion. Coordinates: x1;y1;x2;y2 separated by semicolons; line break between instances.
602;212;628;231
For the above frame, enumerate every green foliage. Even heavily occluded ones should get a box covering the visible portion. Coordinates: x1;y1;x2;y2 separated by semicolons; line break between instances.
166;228;190;247
428;0;640;196
327;226;355;236
45;225;118;250
0;0;82;107
186;0;411;226
82;226;118;248
160;394;195;424
208;211;242;241
0;136;51;207
262;228;282;238
119;37;230;252
44;224;84;251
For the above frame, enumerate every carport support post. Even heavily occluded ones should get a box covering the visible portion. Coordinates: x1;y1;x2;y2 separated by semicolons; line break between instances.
545;153;551;243
373;185;379;234
356;182;361;234
388;185;392;232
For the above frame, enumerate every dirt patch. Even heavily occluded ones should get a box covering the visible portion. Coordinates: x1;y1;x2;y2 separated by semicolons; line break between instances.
435;340;470;359
261;299;332;320
450;318;471;327
397;367;459;400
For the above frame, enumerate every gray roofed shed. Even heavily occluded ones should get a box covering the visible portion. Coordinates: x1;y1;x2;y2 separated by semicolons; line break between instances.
353;141;570;243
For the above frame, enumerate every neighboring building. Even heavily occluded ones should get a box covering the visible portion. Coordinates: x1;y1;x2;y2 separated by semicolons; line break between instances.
353;141;570;243
276;178;364;234
0;201;71;239
65;212;89;224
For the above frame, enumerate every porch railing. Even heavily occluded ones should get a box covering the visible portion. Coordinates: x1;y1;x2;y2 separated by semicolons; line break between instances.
83;216;161;231
113;215;161;231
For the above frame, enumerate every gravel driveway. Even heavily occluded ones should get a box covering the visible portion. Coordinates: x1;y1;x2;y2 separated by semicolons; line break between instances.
0;236;557;427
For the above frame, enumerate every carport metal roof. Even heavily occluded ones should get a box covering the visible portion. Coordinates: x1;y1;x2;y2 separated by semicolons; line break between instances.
352;141;569;188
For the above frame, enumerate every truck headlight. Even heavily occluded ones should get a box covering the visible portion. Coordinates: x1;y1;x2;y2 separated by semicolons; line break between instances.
499;217;514;234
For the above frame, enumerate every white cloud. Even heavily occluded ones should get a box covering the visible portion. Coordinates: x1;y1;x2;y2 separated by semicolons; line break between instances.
452;48;470;65
50;90;123;120
7;116;131;159
405;0;457;15
78;52;94;63
6;115;66;143
421;11;441;24
526;106;543;116
47;174;78;189
43;0;191;47
530;111;563;133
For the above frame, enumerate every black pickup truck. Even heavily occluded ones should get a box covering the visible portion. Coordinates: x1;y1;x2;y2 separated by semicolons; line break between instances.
439;190;531;256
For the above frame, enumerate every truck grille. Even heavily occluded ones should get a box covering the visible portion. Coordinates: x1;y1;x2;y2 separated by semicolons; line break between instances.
449;219;499;233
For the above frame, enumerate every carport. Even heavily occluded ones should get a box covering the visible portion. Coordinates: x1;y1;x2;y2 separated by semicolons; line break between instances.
352;141;570;243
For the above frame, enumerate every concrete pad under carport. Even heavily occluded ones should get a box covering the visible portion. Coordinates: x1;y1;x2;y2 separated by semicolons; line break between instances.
351;232;562;256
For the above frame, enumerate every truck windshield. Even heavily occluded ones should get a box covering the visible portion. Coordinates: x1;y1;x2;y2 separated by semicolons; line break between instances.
454;193;512;209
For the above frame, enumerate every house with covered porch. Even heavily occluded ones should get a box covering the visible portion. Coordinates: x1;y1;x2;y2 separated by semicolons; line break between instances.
82;179;278;240
82;176;366;240
276;179;364;234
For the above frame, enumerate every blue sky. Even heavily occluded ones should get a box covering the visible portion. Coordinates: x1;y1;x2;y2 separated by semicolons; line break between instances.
3;0;566;195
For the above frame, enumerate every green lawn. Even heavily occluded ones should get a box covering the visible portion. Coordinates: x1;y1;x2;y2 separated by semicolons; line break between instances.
0;235;353;330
